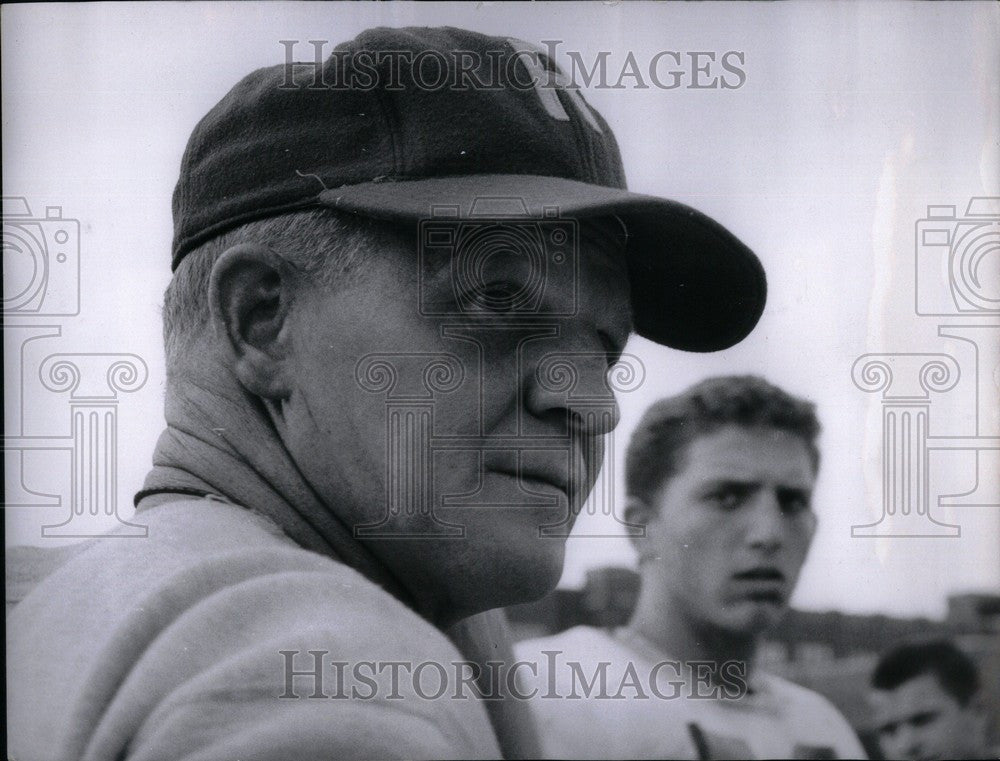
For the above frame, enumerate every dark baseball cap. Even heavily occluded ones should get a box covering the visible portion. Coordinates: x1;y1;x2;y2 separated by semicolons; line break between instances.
172;25;766;352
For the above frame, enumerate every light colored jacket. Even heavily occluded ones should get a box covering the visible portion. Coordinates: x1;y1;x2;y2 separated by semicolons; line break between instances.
8;498;502;761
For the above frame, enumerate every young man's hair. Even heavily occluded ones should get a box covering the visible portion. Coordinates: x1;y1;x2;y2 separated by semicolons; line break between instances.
871;639;980;707
162;208;404;372
624;374;821;505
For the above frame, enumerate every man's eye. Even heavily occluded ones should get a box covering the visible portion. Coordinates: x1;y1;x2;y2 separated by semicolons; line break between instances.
911;712;938;728
707;490;745;511
780;494;812;515
464;282;524;312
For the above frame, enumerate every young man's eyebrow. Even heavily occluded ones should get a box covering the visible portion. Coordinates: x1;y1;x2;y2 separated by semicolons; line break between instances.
697;479;760;491
777;485;813;497
696;480;814;497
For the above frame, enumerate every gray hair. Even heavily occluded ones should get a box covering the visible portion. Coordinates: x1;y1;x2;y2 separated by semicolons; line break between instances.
162;208;397;370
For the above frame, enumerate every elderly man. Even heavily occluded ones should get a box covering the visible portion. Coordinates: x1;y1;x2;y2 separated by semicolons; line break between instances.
7;27;765;760
870;639;991;761
516;376;865;759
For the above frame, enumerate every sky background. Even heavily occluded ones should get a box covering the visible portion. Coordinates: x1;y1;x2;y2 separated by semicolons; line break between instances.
3;1;998;619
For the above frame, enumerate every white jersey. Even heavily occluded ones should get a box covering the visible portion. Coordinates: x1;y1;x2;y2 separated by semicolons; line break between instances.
514;626;867;760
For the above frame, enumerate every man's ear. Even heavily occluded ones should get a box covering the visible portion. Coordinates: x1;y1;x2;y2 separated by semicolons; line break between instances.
208;243;299;400
624;497;656;562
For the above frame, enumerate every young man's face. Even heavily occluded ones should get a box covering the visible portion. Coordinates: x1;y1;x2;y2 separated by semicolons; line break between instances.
641;424;818;636
280;217;631;622
870;673;985;761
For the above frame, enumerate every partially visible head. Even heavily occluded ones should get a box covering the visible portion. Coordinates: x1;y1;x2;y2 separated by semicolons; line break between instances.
625;376;821;636
869;639;986;761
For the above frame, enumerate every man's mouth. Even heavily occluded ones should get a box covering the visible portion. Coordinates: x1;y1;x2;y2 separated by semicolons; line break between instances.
731;568;787;603
493;468;569;496
733;567;785;582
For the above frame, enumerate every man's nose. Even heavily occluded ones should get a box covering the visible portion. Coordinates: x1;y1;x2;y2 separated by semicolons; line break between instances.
525;350;621;436
745;492;785;552
569;398;621;438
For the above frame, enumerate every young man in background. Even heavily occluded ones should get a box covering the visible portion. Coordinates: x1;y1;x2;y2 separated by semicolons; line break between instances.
516;376;865;759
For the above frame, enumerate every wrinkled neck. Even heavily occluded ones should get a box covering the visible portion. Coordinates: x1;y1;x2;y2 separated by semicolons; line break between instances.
139;363;413;608
141;369;534;750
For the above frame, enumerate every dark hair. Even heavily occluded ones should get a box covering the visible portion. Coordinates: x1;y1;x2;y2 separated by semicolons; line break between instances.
624;375;821;505
871;639;980;707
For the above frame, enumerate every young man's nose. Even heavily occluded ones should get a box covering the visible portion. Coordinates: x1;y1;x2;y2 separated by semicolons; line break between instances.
893;723;924;760
744;492;786;552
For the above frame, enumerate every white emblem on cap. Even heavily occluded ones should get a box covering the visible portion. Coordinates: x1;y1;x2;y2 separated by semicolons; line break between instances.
507;38;603;134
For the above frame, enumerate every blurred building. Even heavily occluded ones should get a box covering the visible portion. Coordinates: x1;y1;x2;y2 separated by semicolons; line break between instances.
948;593;1000;633
506;566;640;639
505;566;1000;758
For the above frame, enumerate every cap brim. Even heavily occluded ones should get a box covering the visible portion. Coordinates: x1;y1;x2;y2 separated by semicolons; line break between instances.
318;174;766;353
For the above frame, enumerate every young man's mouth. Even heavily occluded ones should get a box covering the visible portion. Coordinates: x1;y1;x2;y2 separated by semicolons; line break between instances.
731;568;788;603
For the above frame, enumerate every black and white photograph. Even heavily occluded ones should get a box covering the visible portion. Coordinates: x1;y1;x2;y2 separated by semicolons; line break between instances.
4;2;999;759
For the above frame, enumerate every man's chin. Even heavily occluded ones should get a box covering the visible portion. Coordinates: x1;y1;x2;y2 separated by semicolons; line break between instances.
491;539;567;607
720;600;788;635
443;521;568;612
449;557;563;619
